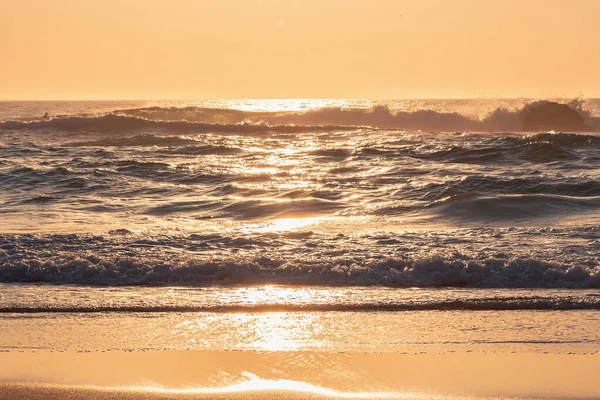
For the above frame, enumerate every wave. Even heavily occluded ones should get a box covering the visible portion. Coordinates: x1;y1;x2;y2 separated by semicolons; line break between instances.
109;100;600;132
512;131;600;146
2;100;599;133
144;198;345;219
0;114;358;134
70;134;202;147
304;131;600;166
416;132;599;164
70;136;244;155
407;175;600;202
158;145;243;155
2;296;600;313
113;100;600;132
1;249;598;288
426;194;600;221
374;174;600;220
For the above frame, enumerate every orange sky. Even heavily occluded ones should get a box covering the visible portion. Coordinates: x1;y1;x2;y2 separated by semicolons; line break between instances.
2;0;600;100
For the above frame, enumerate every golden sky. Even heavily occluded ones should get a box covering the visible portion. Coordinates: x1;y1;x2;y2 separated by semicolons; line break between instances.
2;0;600;100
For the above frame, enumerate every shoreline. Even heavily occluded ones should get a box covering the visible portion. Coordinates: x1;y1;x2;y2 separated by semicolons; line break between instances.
1;350;599;399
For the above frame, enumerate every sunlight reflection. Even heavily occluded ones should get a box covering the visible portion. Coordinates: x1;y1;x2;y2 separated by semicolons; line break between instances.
229;312;321;351
240;285;315;304
148;372;401;397
236;216;330;233
90;373;408;398
202;99;360;112
261;216;327;232
176;287;334;351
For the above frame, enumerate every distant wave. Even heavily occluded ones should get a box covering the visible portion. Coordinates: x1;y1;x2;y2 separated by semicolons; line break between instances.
2;296;599;313
64;131;600;160
0;114;358;134
1;100;598;133
112;100;600;132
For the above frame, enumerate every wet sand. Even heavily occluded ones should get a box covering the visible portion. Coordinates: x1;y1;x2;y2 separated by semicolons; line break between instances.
1;351;599;399
0;384;378;400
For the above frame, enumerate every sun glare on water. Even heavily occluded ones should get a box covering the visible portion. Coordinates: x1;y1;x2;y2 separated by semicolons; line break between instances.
222;286;325;351
262;216;328;232
120;373;406;398
235;216;330;233
202;99;360;112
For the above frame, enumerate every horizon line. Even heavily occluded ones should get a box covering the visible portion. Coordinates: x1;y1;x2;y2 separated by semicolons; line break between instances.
0;96;597;102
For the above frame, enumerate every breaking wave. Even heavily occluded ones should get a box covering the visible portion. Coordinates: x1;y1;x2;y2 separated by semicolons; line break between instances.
1;99;599;133
0;230;599;288
112;99;600;132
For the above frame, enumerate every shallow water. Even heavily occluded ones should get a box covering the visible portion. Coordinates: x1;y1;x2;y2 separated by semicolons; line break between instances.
1;285;599;354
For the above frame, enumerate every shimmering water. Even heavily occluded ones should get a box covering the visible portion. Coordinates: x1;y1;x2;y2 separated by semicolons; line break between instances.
1;99;600;288
1;99;599;355
1;285;599;353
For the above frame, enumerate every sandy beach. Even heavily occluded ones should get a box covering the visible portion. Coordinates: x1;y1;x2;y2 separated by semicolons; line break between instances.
1;350;599;399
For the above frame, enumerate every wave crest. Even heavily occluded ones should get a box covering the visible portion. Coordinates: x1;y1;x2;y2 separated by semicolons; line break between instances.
1;248;599;288
2;100;598;133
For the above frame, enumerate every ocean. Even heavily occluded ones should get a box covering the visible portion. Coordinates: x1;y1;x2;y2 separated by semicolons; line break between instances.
1;99;600;357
